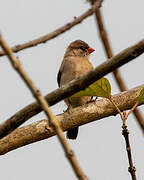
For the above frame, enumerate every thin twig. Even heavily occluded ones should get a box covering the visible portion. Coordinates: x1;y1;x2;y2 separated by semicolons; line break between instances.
126;102;139;118
0;84;143;155
0;39;144;139
0;35;89;180
110;95;137;180
122;125;137;180
91;2;144;133
109;98;123;119
0;0;102;57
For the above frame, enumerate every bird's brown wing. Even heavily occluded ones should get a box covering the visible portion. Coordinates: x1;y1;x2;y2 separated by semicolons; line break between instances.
57;58;66;87
57;70;61;87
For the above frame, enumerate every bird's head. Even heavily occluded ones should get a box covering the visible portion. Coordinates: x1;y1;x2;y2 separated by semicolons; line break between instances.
64;40;95;58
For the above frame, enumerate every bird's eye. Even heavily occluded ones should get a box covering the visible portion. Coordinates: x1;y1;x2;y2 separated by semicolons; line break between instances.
80;46;85;51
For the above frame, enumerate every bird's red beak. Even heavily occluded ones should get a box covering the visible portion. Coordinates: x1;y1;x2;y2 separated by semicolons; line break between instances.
88;47;95;54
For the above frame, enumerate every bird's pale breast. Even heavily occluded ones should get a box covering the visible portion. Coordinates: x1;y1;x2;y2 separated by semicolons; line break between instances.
60;56;93;107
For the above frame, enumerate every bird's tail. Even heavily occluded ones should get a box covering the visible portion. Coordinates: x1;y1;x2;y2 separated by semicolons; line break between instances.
66;127;79;140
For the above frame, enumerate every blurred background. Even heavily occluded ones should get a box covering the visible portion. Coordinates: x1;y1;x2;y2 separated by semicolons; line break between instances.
0;0;143;179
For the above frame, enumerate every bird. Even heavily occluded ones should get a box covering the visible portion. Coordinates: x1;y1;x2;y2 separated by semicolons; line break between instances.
57;40;95;139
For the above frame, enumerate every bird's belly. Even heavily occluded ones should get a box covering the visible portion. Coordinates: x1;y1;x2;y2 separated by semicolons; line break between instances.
61;57;93;108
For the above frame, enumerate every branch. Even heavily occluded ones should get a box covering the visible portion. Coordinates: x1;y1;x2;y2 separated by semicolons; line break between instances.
122;125;136;180
0;0;102;57
92;4;144;133
0;39;144;139
0;35;89;180
0;84;143;155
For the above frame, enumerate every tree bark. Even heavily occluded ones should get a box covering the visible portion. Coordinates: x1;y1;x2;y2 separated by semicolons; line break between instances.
0;84;143;155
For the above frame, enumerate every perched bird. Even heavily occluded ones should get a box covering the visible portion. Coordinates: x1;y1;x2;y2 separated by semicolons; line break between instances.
57;40;95;139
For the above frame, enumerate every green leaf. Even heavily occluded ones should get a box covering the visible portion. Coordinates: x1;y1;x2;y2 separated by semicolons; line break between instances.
137;88;144;103
72;77;111;99
90;77;111;98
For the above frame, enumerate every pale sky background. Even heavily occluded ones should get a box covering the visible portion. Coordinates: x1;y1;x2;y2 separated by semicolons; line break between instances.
0;0;144;179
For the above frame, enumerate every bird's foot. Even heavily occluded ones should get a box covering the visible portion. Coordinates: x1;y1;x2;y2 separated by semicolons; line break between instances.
86;97;97;105
63;105;72;114
87;96;97;104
